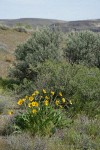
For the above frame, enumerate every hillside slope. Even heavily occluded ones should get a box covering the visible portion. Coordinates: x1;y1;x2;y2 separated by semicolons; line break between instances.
0;18;100;32
0;29;31;77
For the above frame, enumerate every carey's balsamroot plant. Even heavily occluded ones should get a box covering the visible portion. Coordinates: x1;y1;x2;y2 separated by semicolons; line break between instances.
15;89;72;135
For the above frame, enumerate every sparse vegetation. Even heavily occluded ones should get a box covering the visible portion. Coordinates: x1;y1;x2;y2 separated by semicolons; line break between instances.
13;26;28;33
0;24;10;30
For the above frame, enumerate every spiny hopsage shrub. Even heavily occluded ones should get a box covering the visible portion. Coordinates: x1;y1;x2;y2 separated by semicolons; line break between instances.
15;89;72;136
64;31;100;68
9;27;64;81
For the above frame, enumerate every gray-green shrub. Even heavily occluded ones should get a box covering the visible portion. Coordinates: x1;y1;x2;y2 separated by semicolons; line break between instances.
34;61;100;116
9;27;63;81
64;31;100;68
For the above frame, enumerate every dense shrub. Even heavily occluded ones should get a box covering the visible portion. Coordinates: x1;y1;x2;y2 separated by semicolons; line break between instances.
34;61;100;116
70;65;100;116
35;60;75;97
35;61;100;101
64;31;100;68
9;27;63;81
0;77;19;90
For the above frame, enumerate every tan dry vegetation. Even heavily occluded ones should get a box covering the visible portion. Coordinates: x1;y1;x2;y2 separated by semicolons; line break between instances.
0;29;31;52
0;29;31;77
0;136;11;150
0;115;13;135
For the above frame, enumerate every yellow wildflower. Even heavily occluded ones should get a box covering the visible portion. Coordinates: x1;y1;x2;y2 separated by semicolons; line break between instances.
62;98;66;103
43;89;46;94
40;96;43;99
22;98;26;102
32;102;35;106
32;102;39;107
28;103;32;108
55;100;59;106
17;99;23;105
35;102;39;107
32;109;37;114
32;93;35;97
44;100;49;106
59;92;62;97
59;105;63;109
25;96;28;99
8;110;13;115
69;100;72;105
29;96;34;101
35;90;39;95
45;96;49;100
51;91;55;96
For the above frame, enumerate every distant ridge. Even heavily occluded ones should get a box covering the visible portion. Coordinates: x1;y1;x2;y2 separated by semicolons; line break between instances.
0;18;100;32
0;18;66;28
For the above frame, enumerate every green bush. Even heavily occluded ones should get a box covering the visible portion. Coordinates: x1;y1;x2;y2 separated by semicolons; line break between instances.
34;61;100;116
35;60;75;98
64;31;100;68
0;77;19;90
70;65;100;100
13;26;27;33
9;27;63;81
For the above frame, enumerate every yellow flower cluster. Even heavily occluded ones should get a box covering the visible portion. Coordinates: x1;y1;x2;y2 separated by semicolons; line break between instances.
31;102;39;107
17;89;72;115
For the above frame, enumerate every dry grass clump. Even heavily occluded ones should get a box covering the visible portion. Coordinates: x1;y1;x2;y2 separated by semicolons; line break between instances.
0;115;14;136
0;137;11;150
6;132;34;150
0;94;17;136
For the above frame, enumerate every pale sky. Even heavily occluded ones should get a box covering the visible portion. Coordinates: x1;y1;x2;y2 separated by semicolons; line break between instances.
0;0;100;21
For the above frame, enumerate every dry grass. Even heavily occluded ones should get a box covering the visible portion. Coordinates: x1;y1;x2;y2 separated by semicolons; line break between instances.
0;114;99;150
0;29;31;77
0;29;31;52
0;136;11;150
0;115;14;136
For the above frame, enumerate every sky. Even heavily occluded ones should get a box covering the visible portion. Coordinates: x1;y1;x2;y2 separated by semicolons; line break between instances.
0;0;100;21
